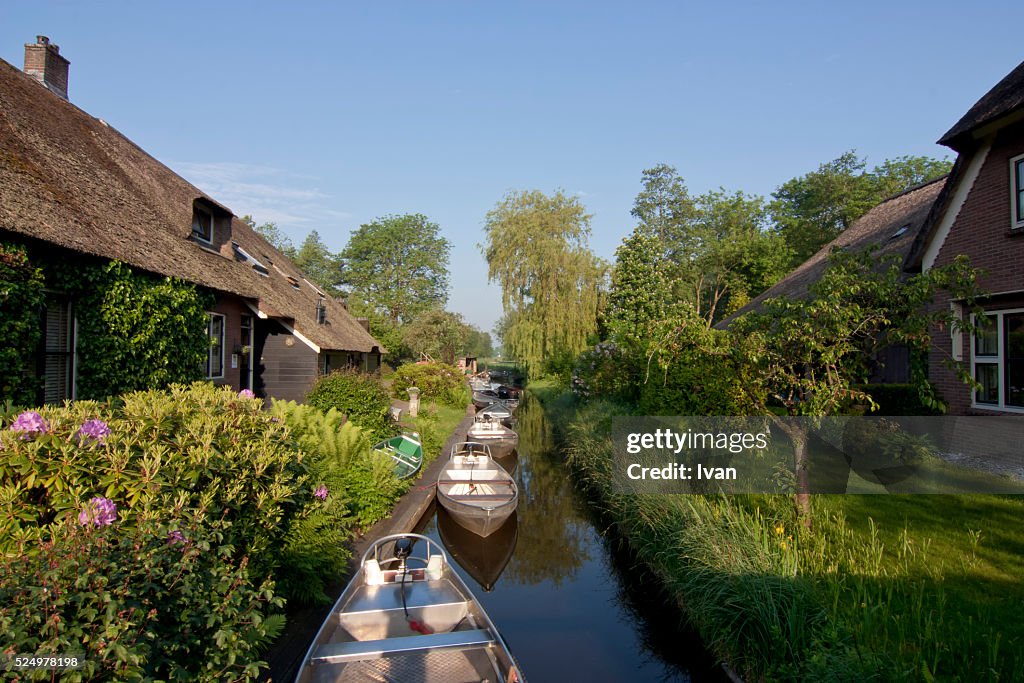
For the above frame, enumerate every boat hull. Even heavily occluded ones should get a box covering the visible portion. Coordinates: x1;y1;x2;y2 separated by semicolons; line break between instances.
436;454;518;538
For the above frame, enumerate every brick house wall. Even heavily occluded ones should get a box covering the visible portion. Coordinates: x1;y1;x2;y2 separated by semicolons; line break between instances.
928;118;1024;414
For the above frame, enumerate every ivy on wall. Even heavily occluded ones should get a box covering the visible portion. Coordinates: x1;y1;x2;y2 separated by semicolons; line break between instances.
0;243;45;405
1;240;214;404
50;260;214;400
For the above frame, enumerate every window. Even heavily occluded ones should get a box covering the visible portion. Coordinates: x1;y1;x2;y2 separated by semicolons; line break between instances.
972;309;1024;410
192;205;214;244
206;313;225;379
1013;154;1024;229
39;293;74;404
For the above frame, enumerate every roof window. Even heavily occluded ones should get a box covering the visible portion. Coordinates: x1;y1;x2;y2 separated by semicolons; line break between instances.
192;204;214;244
891;224;910;239
231;242;270;276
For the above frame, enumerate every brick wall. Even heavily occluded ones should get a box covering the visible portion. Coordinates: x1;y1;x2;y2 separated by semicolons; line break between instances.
929;119;1024;414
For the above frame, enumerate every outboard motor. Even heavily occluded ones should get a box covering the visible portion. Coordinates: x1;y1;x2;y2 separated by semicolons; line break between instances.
394;537;415;571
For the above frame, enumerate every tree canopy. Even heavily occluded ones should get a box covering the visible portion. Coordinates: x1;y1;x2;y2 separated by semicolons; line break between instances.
770;151;952;265
483;190;606;376
339;214;451;326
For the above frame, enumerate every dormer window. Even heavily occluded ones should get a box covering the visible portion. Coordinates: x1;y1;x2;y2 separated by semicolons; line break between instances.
1012;154;1024;230
192;204;214;244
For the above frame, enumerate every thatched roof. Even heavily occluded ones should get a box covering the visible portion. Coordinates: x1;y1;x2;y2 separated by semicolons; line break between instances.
939;60;1024;151
0;58;381;354
721;177;946;326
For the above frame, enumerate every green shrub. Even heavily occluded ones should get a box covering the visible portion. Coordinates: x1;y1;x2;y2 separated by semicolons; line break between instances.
638;344;754;416
306;369;394;440
0;383;314;679
390;362;469;408
0;507;284;681
269;400;403;602
571;341;642;403
0;242;45;405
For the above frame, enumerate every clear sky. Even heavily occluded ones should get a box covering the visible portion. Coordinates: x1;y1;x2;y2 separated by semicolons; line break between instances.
2;1;1020;334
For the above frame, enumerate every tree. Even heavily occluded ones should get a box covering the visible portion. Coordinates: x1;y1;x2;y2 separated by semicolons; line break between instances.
631;163;697;244
686;189;791;323
482;190;606;377
339;214;450;326
770;152;952;265
402;310;468;364
465;327;493;358
293;230;341;295
606;229;677;348
730;248;983;524
243;215;296;259
619;166;790;328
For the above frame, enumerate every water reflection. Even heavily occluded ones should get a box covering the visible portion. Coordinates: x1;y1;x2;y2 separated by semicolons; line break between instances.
503;392;592;586
418;389;722;682
437;506;518;592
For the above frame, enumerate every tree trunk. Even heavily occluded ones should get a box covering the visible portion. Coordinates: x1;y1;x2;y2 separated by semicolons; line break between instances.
792;434;812;529
770;415;813;530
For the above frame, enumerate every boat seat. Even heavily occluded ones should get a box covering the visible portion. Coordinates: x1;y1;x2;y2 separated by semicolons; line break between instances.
312;629;495;664
437;479;514;486
443;493;514;501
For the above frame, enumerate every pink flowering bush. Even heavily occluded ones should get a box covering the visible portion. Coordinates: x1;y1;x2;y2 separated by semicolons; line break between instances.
0;383;314;679
9;410;48;438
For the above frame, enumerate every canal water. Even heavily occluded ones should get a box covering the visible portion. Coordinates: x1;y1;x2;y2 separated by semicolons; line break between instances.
415;391;725;683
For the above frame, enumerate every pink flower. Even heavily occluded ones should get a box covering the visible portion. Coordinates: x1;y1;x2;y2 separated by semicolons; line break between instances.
167;530;187;546
239;389;255;399
314;485;329;500
78;497;117;526
10;411;48;439
76;419;111;444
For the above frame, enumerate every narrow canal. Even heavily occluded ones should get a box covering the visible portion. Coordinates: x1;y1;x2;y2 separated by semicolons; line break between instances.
415;391;726;683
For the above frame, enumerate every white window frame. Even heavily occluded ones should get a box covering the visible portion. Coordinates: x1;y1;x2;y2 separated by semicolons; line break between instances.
192;205;215;245
1011;153;1024;230
206;312;225;379
971;307;1024;413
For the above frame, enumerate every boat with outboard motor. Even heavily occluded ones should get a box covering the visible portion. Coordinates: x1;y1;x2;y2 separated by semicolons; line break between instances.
295;533;524;682
466;414;519;459
478;401;515;427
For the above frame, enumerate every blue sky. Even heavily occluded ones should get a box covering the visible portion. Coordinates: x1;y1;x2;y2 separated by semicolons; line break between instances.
2;1;1020;333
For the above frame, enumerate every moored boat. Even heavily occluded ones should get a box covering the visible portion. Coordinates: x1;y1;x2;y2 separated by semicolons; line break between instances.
295;533;524;683
466;415;519;459
478;401;515;427
472;389;519;411
372;432;423;480
437;443;518;537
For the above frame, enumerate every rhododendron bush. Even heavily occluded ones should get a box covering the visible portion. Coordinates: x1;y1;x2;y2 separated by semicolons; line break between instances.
0;382;399;680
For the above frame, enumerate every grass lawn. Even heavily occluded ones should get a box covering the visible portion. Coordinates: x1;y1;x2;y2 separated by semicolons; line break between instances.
810;494;1024;680
403;401;467;465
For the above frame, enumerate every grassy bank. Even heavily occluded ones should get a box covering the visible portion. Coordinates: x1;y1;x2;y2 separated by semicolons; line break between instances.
538;389;1024;681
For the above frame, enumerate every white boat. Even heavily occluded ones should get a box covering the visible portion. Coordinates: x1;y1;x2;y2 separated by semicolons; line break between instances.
437;443;518;537
478;401;515;427
295;533;524;683
466;415;519;458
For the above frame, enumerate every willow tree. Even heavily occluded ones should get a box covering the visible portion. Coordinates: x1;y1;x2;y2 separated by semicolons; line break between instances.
482;190;606;377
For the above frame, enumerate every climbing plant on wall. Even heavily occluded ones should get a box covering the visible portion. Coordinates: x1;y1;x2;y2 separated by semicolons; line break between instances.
50;259;213;400
0;242;45;405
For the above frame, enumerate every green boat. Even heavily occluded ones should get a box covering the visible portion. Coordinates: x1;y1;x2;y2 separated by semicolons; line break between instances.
373;432;423;480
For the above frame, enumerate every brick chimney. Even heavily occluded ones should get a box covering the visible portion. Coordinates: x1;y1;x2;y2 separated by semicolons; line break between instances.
24;36;70;100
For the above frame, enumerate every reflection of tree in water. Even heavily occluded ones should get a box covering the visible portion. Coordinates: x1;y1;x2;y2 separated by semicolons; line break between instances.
503;392;592;586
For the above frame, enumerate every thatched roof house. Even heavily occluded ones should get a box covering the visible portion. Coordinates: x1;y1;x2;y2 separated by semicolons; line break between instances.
1;37;382;403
